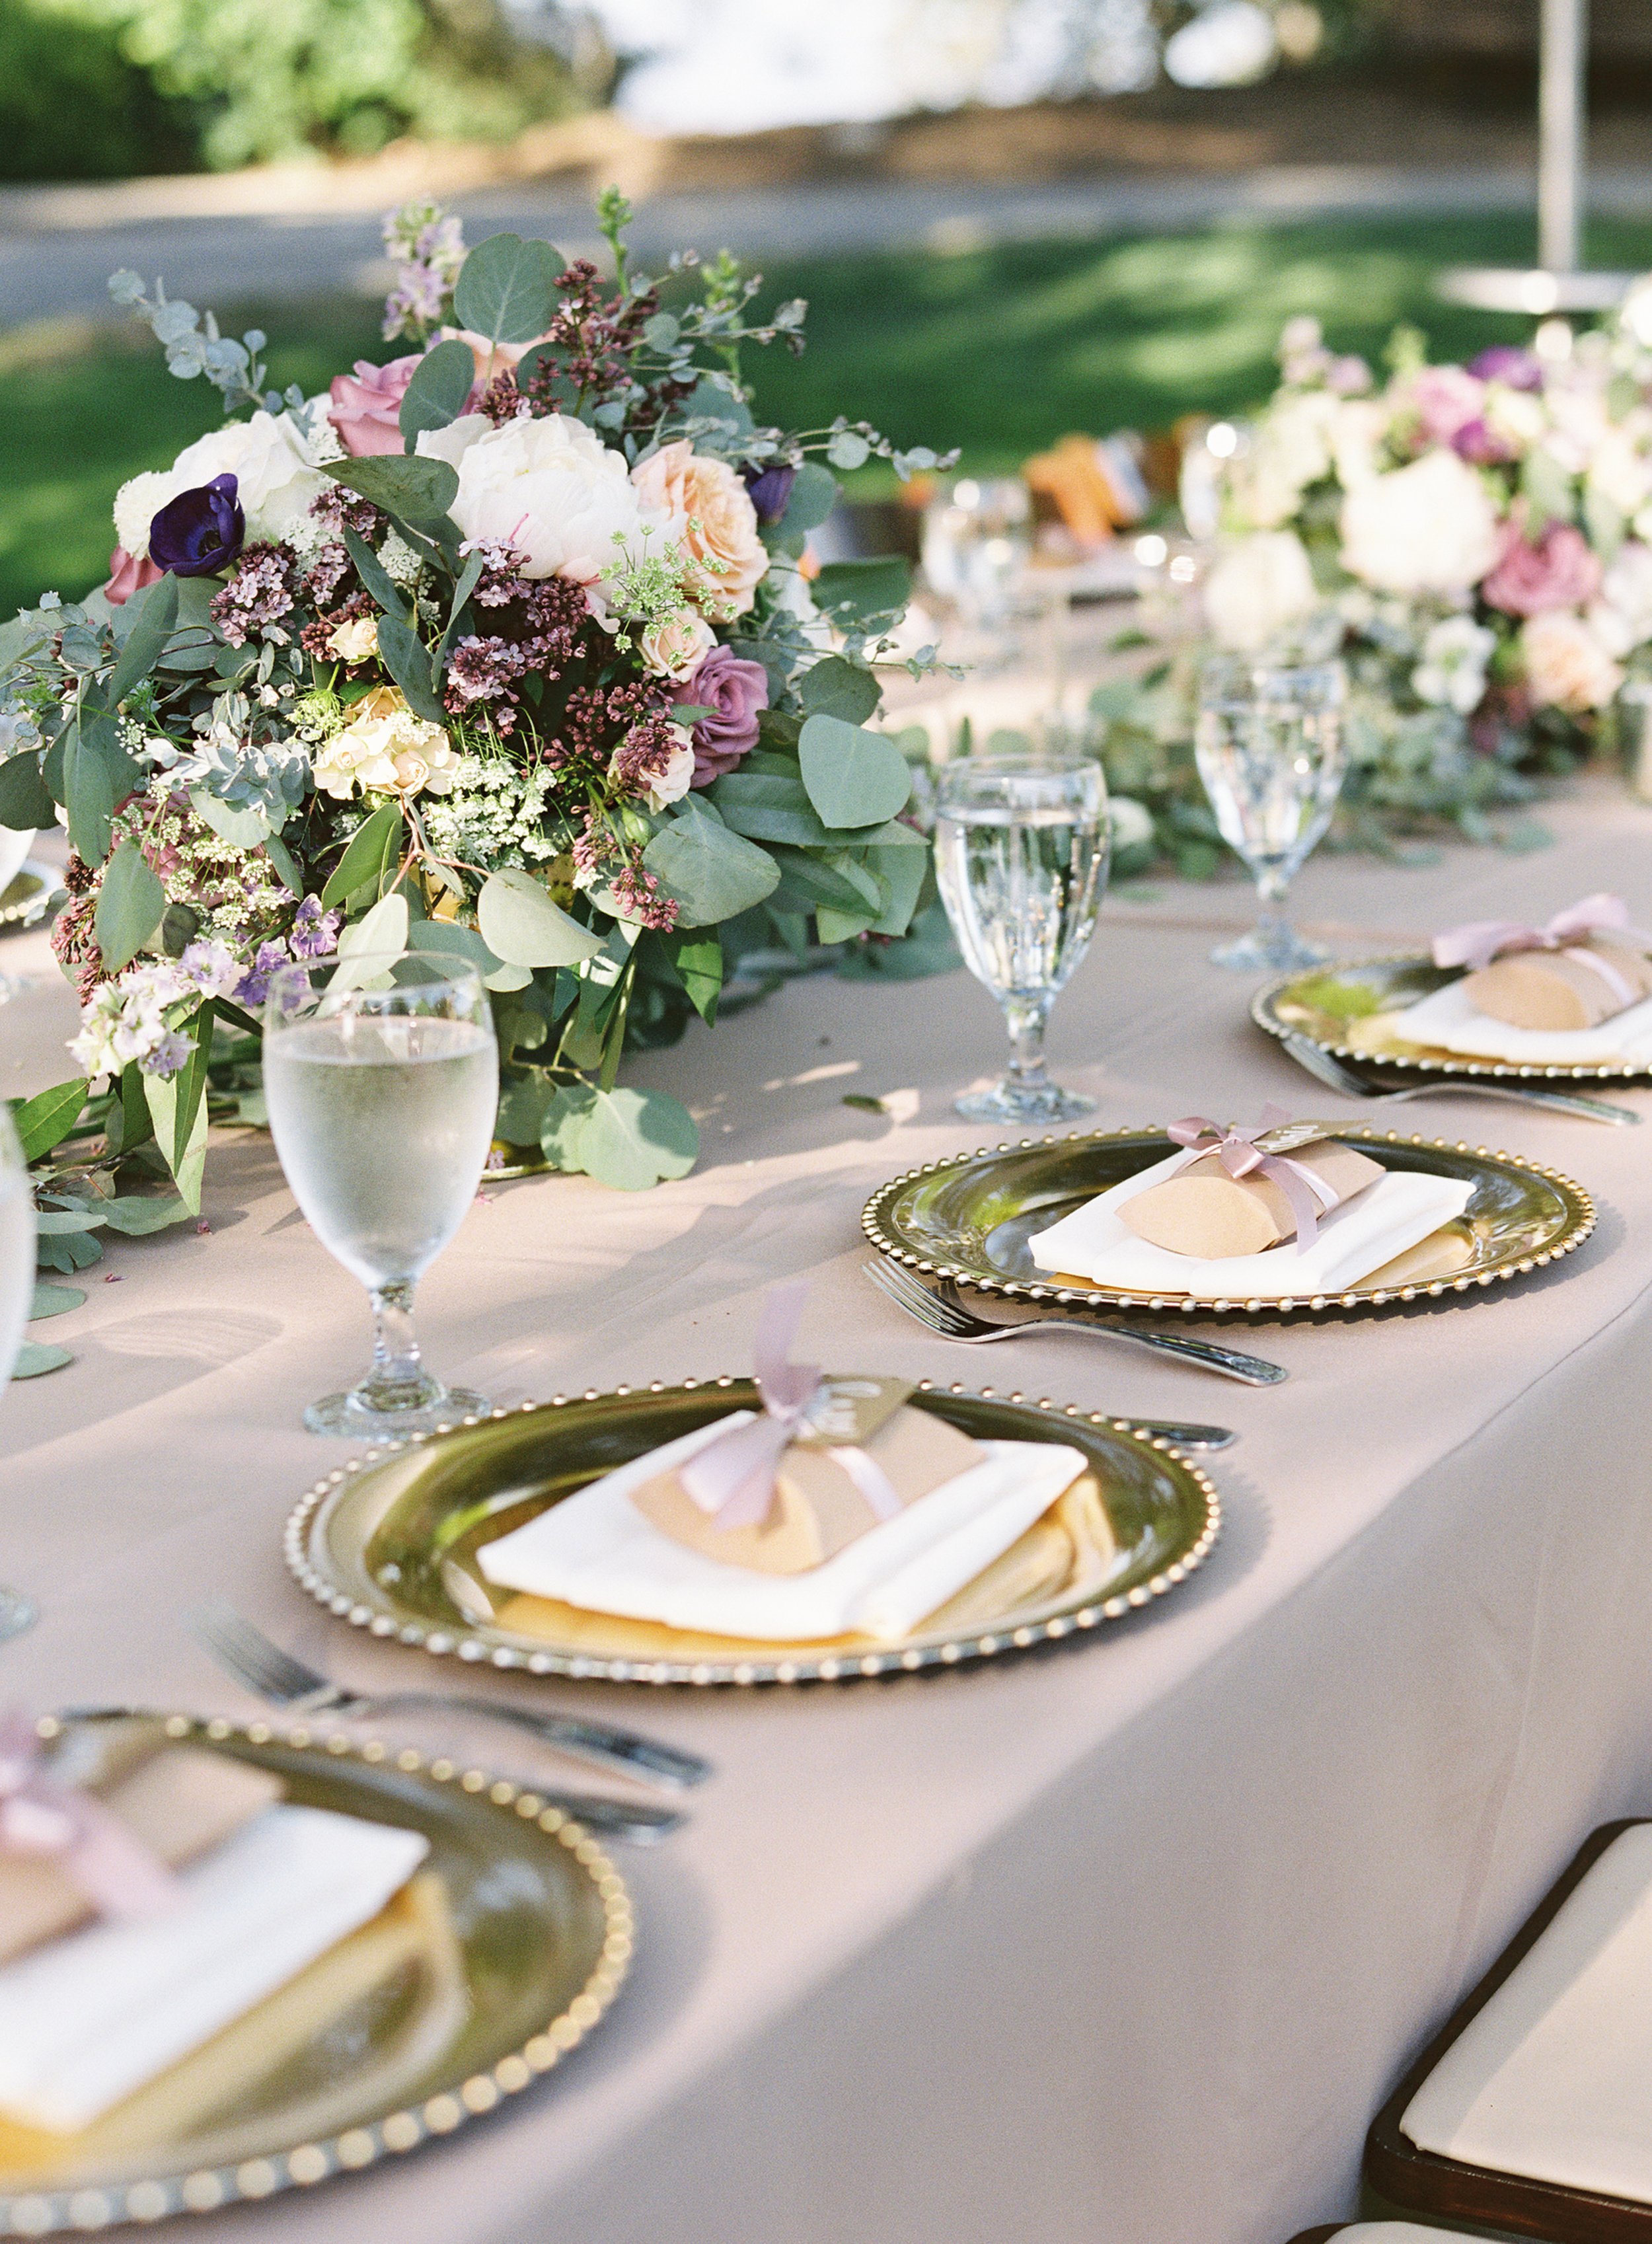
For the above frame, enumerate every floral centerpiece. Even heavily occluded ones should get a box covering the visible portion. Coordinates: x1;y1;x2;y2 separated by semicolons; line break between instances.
0;192;955;1209
1203;300;1652;802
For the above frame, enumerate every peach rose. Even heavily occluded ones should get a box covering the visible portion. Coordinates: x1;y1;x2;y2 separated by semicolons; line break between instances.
1521;611;1624;715
630;439;768;618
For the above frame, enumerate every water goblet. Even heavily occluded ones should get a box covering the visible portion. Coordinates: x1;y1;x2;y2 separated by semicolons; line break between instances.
0;1101;38;1641
264;952;498;1442
934;755;1109;1125
1195;655;1346;973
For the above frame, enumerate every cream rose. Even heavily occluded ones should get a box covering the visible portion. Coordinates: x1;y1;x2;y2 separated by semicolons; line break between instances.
443;412;665;611
637;608;716;680
1339;449;1502;597
1522;611;1624;714
114;411;330;560
326;615;379;663
1201;530;1318;652
1591;539;1652;658
630;439;768;618
312;686;457;802
644;726;696;811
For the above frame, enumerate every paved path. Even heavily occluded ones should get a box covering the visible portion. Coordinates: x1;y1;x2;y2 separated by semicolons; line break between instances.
3;163;1651;331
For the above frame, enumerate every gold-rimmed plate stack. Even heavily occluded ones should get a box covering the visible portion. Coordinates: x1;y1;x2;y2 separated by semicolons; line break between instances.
285;1383;1221;1688
1253;954;1652;1082
0;1712;630;2237
0;860;63;932
860;1125;1595;1318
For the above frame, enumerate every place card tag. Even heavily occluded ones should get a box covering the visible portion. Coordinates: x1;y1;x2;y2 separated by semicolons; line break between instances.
791;1375;913;1449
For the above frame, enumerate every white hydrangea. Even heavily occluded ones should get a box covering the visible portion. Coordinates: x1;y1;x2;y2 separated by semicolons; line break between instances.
113;471;176;558
1201;530;1318;651
1339;449;1502;597
1413;615;1497;714
378;531;424;587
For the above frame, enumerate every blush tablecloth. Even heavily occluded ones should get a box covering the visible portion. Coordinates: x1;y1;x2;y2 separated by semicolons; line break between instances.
5;778;1652;2244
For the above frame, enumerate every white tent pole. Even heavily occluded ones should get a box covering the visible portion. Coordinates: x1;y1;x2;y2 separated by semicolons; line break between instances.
1538;0;1588;275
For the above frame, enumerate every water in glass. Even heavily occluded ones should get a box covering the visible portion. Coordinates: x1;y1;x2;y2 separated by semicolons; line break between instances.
1195;657;1345;972
0;1103;38;1641
934;757;1107;1123
264;952;498;1440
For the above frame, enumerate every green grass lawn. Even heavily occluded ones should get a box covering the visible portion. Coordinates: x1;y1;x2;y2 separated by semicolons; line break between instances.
7;209;1652;618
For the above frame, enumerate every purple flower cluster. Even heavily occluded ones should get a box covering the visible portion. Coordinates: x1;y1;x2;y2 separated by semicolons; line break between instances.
440;552;589;735
210;544;297;646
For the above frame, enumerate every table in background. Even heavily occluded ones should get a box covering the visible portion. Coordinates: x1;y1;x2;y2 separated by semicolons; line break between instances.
4;780;1652;2244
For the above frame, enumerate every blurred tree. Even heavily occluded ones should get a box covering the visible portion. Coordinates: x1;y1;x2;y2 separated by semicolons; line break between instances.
0;0;191;177
31;0;590;171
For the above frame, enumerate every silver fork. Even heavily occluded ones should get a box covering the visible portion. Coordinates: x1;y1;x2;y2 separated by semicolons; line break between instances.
864;1255;1287;1388
192;1602;708;1800
1281;1030;1641;1125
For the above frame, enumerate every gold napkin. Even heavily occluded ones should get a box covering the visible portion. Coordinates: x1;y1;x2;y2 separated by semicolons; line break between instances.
632;1379;983;1576
1118;1139;1384;1259
1466;938;1652;1031
0;1739;282;1966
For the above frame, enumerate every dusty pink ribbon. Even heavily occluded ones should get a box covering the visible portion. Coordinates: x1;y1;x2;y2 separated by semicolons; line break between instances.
1433;893;1652;1009
1167;1105;1339;1248
0;1715;180;1922
679;1283;902;1534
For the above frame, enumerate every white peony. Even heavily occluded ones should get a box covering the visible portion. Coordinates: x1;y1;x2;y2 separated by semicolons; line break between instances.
439;412;669;610
1238;393;1335;527
1330;398;1388;492
1589;539;1652;657
1522;611;1624;714
1587;428;1652;520
1339;449;1501;597
1201;530;1318;652
414;413;491;472
114;412;329;559
1413;615;1497;714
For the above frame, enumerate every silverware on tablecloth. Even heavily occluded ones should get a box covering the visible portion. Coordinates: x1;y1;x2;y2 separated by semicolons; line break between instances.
1281;1030;1641;1125
190;1602;710;1793
863;1257;1287;1388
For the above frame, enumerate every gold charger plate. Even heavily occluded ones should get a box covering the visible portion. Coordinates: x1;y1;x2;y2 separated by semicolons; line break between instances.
0;862;62;932
284;1384;1220;1687
860;1125;1595;1318
0;1711;630;2235
1253;953;1652;1082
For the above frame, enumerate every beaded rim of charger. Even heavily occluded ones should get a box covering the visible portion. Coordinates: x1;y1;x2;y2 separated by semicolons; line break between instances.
0;1715;632;2237
859;1123;1596;1318
282;1384;1222;1688
1253;949;1652;1082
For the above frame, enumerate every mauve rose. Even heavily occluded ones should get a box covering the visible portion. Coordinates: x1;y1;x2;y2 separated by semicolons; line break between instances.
102;546;163;607
1468;345;1544;393
328;354;422;458
148;473;244;577
684;646;770;786
1407;365;1486;449
743;463;796;525
1452;416;1516;467
1482;518;1602;617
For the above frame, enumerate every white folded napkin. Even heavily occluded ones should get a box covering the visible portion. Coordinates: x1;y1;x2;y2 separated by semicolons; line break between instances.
1402;1823;1652;2202
1389;978;1652;1066
0;1804;428;2133
1337;2228;1472;2241
1027;1150;1473;1302
477;1416;1088;1643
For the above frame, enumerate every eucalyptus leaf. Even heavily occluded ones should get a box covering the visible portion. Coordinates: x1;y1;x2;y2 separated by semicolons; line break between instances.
812;555;912;636
574;1087;698;1191
863;834;928;936
494;1074;556;1147
374;612;445;724
94;839;166;971
398;340;478;447
815;903;876;944
798;714;912;829
30;1283;85;1319
332;891;410;992
143;1066;210;1213
642;797;780;927
540;1082;598;1168
341;526;409;622
34;1209;107;1234
13;1340;71;1378
453;232;559;346
0;752;53;830
321;801;402;907
798;654;880;725
778;462;838;536
104;572;179;708
98;1193;192;1235
328;455;459;528
476;870;603;969
188;788;270;848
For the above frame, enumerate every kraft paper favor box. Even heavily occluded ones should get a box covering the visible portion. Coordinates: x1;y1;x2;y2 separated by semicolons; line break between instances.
632;1378;984;1577
1118;1139;1385;1259
1465;938;1652;1033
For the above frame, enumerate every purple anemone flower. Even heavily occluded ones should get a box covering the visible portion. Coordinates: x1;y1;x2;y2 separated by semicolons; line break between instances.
743;462;797;525
1467;345;1544;393
149;472;245;577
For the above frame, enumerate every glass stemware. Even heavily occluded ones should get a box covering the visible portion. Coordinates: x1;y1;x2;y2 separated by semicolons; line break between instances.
0;1102;38;1640
934;754;1109;1125
0;824;36;1008
1195;655;1347;973
264;952;498;1442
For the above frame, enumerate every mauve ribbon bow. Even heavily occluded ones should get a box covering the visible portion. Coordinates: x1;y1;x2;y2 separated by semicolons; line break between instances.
1167;1105;1335;1248
679;1283;901;1534
1433;893;1652;1007
0;1714;180;1922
